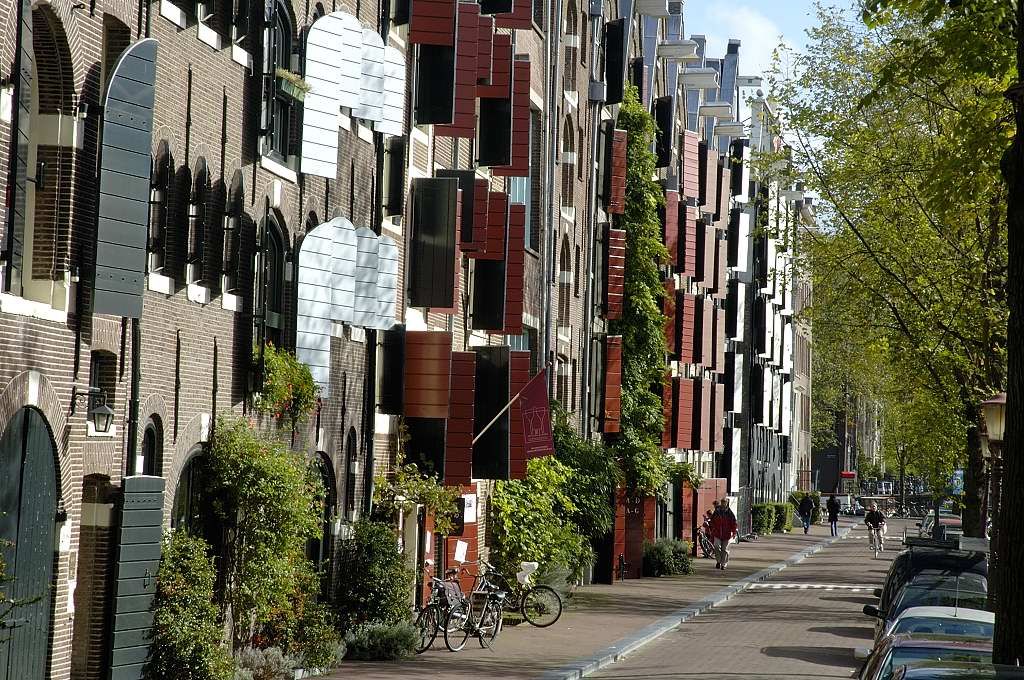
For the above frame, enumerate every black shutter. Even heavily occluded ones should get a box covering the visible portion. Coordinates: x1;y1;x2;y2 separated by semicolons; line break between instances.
629;57;644;97
653;95;673;168
149;141;171;273
437;169;479;242
730;138;746;195
379;325;406;414
405;417;446;477
234;0;250;42
725;278;739;338
603;18;627;105
385;136;407;217
477;97;513;167
187;157;209;283
472;345;510;480
392;0;410;25
727;208;739;267
408;178;458;308
471;257;506;330
480;0;513;13
94;39;158;318
108;475;166;680
414;45;457;125
4;0;32;294
254;199;269;387
222;169;244;292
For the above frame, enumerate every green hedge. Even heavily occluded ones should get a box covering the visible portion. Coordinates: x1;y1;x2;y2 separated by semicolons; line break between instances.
772;503;793;532
789;491;822;524
642;539;694;577
751;504;776;535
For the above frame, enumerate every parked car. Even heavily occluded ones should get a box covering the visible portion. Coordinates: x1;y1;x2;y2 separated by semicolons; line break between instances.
919;514;962;539
889;606;994;640
893;662;1024;679
855;635;992;680
865;571;988;643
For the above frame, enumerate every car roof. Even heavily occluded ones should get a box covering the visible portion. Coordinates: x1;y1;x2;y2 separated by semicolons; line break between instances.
904;549;988;574
895;607;994;624
896;662;1024;679
890;634;992;650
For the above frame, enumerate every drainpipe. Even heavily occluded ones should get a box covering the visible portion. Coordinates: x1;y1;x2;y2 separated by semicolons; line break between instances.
579;9;603;437
542;0;563;395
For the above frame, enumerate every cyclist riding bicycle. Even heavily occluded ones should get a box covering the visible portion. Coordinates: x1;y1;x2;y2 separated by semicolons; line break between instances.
865;502;886;553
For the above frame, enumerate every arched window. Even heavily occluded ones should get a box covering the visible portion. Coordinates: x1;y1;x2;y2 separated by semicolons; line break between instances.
136;415;163;476
557;236;571;326
264;2;295;159
556;355;570;406
186;157;210;285
149;140;171;274
172;450;210;535
562;0;578;92
560;118;575;209
344;428;358;521
306;453;337;598
256;211;287;349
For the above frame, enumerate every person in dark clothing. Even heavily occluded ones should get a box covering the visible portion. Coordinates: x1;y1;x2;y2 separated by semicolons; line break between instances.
865;502;886;552
710;497;738;569
798;495;815;534
826;494;840;537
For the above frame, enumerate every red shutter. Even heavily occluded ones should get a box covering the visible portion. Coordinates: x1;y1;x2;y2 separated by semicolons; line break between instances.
478;33;511;98
409;0;457;45
492;57;530;177
663;277;677;357
701;297;713;368
603;335;623;433
468;190;507;260
682;205;698;278
445;351;476;485
404;331;453;418
605;226;626;320
716;239;727;300
435;2;481;138
701;146;718;209
503;203;526;333
682;131;700;201
703;226;716;290
699;378;712;451
675;377;701;450
494;0;531;28
662;374;675;449
608;129;627;214
662;189;679;267
477;15;494;84
508;350;531;478
460;178;490;252
713;306;726;374
714;382;725;453
679;292;698;364
718;166;731;224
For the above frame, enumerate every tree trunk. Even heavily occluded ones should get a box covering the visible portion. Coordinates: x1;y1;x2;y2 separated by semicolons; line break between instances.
961;403;986;538
993;6;1024;661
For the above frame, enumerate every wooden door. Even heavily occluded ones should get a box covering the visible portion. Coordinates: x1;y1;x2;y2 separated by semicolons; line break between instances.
0;407;58;680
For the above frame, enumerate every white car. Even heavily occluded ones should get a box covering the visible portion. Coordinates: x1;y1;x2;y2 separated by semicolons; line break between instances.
887;605;993;640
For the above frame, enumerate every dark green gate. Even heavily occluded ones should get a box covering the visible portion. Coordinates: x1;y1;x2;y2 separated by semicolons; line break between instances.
0;407;59;680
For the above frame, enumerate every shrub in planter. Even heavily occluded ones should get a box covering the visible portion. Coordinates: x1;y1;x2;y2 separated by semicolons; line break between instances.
642;538;694;576
235;647;296;680
772;503;793;532
146;532;233;680
751;503;776;535
260;578;342;671
343;623;418;661
333;520;415;633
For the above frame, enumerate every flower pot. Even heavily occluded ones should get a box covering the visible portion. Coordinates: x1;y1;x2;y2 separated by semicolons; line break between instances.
277;77;306;102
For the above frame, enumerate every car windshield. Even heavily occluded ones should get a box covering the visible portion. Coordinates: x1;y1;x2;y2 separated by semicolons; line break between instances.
892;587;989;614
892;617;993;639
888;646;991;669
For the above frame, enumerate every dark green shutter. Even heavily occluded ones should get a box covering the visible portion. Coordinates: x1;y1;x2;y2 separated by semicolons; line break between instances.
108;475;165;680
94;39;159;318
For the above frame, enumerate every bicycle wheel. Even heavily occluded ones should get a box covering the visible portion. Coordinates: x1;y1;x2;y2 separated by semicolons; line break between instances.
414;605;439;653
699;534;714;559
478;603;503;649
443;601;472;652
521;585;562;627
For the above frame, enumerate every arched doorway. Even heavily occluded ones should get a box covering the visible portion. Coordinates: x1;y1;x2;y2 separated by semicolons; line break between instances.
306;453;337;599
0;407;59;680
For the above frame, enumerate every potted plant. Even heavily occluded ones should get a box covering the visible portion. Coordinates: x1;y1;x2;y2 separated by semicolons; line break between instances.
275;67;311;102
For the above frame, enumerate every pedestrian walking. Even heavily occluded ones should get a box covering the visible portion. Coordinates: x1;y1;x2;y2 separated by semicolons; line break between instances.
798;494;815;534
710;497;738;570
826;494;840;537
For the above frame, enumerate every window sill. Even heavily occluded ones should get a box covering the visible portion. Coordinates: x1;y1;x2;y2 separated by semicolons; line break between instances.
159;0;188;29
222;291;242;312
87;422;118;439
232;44;253;69
197;22;225;50
0;292;68;323
261;153;298;183
560;207;576;224
357;123;374;143
187;283;212;305
147;272;174;295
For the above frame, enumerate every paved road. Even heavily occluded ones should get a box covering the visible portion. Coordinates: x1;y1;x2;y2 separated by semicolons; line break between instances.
590;519;913;680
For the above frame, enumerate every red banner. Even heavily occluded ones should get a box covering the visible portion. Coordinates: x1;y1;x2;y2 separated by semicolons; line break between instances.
518;369;554;459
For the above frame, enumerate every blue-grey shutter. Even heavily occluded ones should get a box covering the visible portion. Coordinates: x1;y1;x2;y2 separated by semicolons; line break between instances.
296;219;339;395
332;218;357;323
374;235;399;329
94;39;159;318
301;14;343;178
4;0;33;295
107;475;165;680
334;12;363;110
353;29;385;123
353;226;379;327
378;46;406;137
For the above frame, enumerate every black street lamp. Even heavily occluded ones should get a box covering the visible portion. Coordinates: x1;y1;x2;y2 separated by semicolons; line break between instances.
70;385;115;434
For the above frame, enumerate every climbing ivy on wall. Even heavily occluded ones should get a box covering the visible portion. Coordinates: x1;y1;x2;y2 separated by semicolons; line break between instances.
611;85;673;495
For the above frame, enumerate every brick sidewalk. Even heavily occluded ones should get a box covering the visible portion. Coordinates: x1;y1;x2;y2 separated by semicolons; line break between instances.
325;521;856;680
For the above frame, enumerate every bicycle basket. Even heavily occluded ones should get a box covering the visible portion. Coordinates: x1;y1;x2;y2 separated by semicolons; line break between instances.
440;581;464;605
516;561;539;585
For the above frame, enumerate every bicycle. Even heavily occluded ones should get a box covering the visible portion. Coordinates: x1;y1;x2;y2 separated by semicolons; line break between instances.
695;525;715;559
480;559;563;627
868;525;884;558
444;571;507;651
414;566;464;653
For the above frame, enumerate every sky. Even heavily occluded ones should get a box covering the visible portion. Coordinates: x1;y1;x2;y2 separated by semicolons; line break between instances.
683;0;822;78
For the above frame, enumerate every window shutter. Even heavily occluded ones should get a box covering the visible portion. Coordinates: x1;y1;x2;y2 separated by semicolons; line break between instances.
353;226;380;327
333;12;363;111
476;14;494;84
699;378;712;451
604;128;626;214
375;235;399;330
680;292;698;364
602;335;622;433
93;39;158;318
404;330;453;418
434;2;480;138
354;29;385;123
384;136;407;216
675;378;701;450
477;35;513;167
661;188;679;268
502;203;526;334
662;373;675;448
222;169;244;291
437;169;482;246
296;219;339;395
663;277;677;357
414;45;457;124
332;217;357;323
507;350;530;479
603;18;627;105
300;13;345;178
603;225;625;319
493;0;531;29
653;95;673;168
408;178;459;308
472;345;511;479
409;0;457;44
378;46;407;137
253;198;270;384
491;56;531;177
479;0;513;14
445;351;476;485
681;130;700;201
379;325;406;414
717;164;731;224
149;140;171;273
187;157;209;284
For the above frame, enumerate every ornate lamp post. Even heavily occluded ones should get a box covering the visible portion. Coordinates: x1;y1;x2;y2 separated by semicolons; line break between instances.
981;392;1005;609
